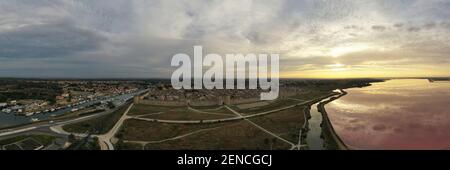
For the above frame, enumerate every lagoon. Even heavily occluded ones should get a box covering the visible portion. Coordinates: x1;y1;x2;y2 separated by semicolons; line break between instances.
326;79;450;149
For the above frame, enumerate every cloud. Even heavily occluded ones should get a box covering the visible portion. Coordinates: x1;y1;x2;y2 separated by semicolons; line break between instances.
393;23;404;28
372;25;386;31
407;27;421;32
423;22;437;29
0;0;449;78
0;20;105;59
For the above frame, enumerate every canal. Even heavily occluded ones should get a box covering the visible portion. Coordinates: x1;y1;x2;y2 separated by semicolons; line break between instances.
0;90;145;129
305;92;341;150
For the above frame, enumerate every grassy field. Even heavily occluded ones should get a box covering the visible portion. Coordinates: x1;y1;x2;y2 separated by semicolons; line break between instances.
62;103;131;134
0;134;57;149
288;89;334;101
128;104;181;115
143;121;292;150
0;136;28;146
232;99;300;115
139;107;234;120
249;106;306;144
66;136;100;150
189;106;234;114
113;87;346;150
118;119;230;141
116;141;144;150
32;135;57;146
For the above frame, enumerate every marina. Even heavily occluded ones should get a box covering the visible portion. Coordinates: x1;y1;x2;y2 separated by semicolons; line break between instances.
0;90;144;129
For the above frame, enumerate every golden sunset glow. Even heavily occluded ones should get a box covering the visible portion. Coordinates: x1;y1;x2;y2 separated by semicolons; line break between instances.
0;0;449;79
329;44;370;58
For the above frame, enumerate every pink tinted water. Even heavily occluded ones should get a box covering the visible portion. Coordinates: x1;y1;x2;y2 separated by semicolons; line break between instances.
326;79;450;149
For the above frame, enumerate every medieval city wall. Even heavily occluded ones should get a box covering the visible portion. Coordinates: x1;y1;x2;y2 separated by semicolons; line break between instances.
230;97;260;105
134;97;186;106
188;100;220;106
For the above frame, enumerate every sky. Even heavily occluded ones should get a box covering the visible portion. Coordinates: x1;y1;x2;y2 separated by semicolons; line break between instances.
0;0;450;78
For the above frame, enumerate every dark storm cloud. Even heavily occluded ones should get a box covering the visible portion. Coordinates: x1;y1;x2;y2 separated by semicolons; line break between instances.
0;21;105;59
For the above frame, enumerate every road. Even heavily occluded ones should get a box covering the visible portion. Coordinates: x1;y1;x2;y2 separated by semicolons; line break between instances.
224;105;296;148
0;107;121;138
124;124;232;145
121;95;334;149
0;90;146;138
0;92;333;150
96;103;134;150
129;99;318;124
0;98;140;150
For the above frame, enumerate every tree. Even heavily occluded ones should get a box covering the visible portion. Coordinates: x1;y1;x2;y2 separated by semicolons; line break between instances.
271;138;277;150
68;134;76;143
0;94;7;102
48;97;56;105
107;101;116;109
67;93;72;102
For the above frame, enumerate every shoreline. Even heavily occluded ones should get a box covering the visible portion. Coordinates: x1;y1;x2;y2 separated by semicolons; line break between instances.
299;92;342;150
317;89;349;150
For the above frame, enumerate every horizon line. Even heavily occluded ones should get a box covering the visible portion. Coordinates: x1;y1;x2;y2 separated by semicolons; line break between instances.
0;76;449;80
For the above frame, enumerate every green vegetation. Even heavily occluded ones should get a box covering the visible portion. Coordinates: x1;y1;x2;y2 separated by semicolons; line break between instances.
62;103;131;134
321;124;340;150
128;104;180;115
117;119;292;150
32;135;56;146
66;136;100;150
289;90;332;101
0;136;28;146
143;121;291;150
232;99;300;115
189;106;234;114
0;134;57;150
249;106;306;143
140;107;233;120
0;80;62;102
118;119;229;141
115;141;143;150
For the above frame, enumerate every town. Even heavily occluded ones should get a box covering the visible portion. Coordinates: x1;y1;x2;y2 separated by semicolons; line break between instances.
0;78;380;150
0;79;144;118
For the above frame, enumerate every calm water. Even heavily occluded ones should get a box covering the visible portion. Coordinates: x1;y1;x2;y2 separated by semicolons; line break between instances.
306;101;326;150
0;91;143;129
326;79;450;149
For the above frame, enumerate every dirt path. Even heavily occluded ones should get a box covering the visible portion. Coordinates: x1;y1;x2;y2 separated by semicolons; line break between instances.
224;105;296;147
96;103;134;150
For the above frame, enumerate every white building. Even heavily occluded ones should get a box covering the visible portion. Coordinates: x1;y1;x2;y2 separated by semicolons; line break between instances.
1;108;11;113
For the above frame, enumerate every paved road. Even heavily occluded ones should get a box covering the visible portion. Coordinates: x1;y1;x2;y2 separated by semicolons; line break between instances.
0;107;120;138
102;94;335;150
96;103;134;150
224;105;296;147
124;124;230;145
0;90;146;138
0;93;333;150
130;99;316;124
